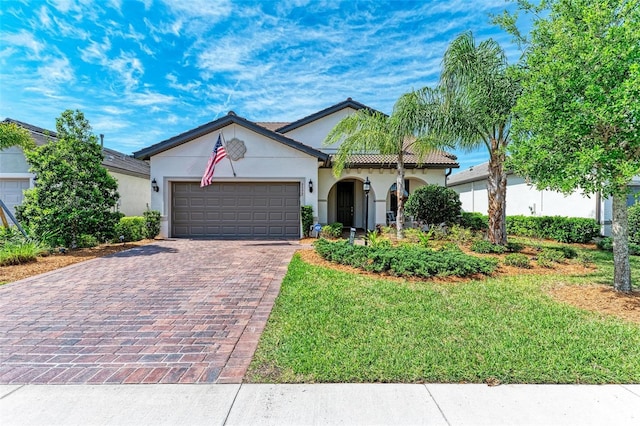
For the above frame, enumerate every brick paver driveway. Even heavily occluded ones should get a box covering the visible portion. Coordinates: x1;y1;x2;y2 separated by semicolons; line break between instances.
0;240;298;384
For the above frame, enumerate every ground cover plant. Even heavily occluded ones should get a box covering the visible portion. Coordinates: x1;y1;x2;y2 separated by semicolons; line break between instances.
247;252;640;384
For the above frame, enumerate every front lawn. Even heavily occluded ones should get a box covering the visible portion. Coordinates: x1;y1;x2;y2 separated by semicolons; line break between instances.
247;252;640;384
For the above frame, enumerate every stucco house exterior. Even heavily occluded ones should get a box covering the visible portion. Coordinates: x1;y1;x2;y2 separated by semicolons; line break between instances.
133;99;459;239
447;161;640;236
0;119;151;217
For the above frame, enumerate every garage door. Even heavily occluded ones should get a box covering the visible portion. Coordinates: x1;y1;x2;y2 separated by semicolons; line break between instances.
0;179;30;216
172;182;301;239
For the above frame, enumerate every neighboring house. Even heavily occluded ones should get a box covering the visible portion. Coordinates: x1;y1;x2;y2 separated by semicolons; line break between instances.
133;98;459;239
0;119;150;217
447;161;640;236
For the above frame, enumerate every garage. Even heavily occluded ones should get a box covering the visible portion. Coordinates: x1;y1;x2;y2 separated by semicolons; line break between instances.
172;181;301;239
0;178;30;216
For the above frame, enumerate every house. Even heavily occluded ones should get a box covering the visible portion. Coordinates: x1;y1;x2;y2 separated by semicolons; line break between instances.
447;161;640;236
0;119;151;217
133;98;459;239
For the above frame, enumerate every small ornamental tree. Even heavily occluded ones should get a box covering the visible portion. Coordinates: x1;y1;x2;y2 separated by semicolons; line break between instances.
503;0;640;292
405;184;462;226
17;110;120;247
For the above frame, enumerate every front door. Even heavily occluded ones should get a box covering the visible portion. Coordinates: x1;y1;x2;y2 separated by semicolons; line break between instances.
336;182;354;226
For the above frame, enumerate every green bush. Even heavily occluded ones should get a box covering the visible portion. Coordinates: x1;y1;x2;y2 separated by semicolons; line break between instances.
447;224;475;245
405;184;462;226
505;241;524;252
301;205;314;237
314;239;498;278
114;217;146;242
629;203;640;246
0;229;50;266
320;222;343;239
538;248;566;264
471;240;506;254
76;234;99;248
504;253;531;268
143;209;161;239
596;236;640;256
506;215;600;243
459;212;488;231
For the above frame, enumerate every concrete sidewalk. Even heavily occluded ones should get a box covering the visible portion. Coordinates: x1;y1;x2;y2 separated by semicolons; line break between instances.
1;384;639;425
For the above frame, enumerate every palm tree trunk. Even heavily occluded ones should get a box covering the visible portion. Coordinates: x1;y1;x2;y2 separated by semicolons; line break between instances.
396;151;405;239
612;192;631;292
487;143;507;245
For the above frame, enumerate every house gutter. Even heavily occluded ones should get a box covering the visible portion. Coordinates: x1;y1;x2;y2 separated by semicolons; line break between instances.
444;168;453;187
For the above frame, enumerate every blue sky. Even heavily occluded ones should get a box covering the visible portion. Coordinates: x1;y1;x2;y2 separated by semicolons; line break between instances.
0;0;520;172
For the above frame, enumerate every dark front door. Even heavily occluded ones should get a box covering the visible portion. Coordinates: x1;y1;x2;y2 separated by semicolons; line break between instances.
336;181;354;226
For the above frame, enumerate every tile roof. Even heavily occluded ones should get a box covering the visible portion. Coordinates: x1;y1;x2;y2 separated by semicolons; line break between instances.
335;150;459;169
256;122;290;132
447;161;517;186
3;118;150;178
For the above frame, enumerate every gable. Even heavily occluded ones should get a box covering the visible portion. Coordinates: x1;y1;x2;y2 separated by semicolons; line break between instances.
134;112;328;162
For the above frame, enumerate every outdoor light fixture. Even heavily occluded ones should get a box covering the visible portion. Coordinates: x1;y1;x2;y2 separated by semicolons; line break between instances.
364;176;371;244
308;179;313;193
151;178;159;192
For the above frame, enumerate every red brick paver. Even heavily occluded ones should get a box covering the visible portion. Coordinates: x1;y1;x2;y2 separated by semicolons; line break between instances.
0;240;297;384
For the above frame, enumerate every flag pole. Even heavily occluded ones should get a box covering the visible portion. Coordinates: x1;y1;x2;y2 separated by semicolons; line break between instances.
220;132;237;177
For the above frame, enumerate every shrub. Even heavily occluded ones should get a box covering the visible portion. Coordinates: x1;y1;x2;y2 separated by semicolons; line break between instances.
506;215;599;243
538;248;566;264
597;236;640;256
459;212;488;231
471;240;506;254
447;224;475;245
367;231;391;248
320;222;343;239
301;206;314;237
76;234;99;248
143;209;161;239
405;184;462;226
504;253;531;268
114;217;146;242
0;229;50;266
505;241;524;252
629;203;640;246
313;239;498;278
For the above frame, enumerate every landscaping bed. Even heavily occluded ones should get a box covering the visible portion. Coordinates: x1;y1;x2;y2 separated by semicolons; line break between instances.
0;240;154;284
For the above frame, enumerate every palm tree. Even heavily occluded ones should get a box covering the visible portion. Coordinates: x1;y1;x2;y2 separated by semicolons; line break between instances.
417;31;520;245
324;93;445;239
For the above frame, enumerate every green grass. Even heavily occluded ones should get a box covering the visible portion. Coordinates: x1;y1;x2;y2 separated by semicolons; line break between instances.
247;250;640;384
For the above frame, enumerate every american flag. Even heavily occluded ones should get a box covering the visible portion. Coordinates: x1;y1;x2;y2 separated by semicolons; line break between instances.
200;134;227;187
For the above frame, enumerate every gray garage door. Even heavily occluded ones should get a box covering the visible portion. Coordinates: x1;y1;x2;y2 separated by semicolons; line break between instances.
0;178;30;216
172;182;301;239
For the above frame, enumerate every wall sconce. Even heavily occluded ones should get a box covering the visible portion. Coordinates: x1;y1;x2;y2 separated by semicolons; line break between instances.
151;178;159;192
308;179;313;193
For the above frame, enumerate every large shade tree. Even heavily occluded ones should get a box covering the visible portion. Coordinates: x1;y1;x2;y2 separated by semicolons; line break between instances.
504;0;640;292
0;121;35;151
324;94;444;239
415;32;520;245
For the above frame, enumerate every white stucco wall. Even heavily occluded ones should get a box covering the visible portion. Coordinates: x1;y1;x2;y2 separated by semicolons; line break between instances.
318;167;447;229
0;146;30;173
149;123;319;237
451;177;599;218
281;108;358;152
110;171;150;217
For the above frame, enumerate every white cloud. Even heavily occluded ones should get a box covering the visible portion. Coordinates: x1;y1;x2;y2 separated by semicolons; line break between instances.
2;30;45;58
128;91;175;106
109;52;144;90
38;55;75;84
80;37;112;63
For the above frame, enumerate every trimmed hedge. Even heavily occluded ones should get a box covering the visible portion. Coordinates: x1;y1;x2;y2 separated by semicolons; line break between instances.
301;205;314;237
505;215;600;243
459;212;488;231
314;239;498;278
114;217;146;242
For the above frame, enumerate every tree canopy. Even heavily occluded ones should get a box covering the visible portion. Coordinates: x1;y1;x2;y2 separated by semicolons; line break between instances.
17;110;120;247
506;0;640;291
0;121;35;151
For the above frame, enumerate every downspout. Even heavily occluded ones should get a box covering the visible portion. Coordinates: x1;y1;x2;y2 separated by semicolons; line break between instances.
444;168;453;187
100;134;104;148
595;192;602;233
